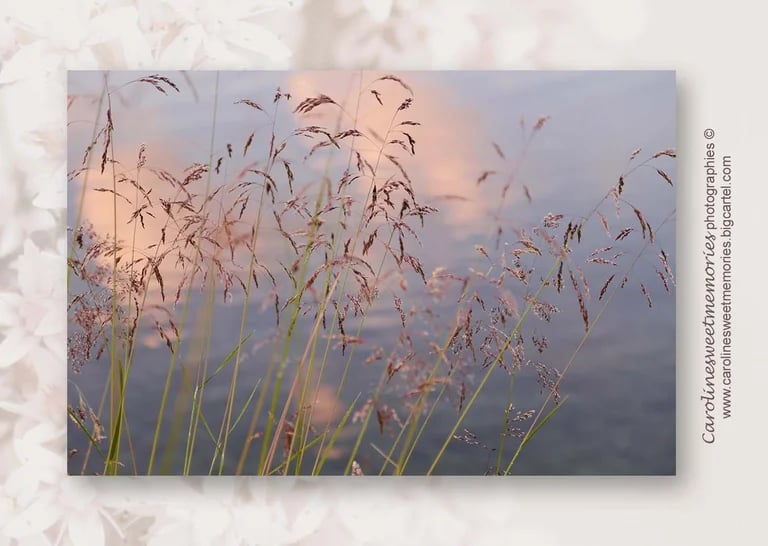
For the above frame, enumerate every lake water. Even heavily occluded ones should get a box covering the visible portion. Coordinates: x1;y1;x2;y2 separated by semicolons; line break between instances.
67;71;675;475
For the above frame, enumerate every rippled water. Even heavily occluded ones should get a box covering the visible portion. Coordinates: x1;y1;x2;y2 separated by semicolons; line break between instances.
67;71;675;475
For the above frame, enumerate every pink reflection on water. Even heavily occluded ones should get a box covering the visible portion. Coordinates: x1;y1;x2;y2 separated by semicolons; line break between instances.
286;71;505;227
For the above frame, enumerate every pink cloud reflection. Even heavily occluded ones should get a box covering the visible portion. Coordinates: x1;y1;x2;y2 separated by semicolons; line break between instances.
286;71;503;227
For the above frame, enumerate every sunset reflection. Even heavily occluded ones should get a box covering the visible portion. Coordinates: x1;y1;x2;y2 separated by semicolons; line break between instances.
68;71;675;476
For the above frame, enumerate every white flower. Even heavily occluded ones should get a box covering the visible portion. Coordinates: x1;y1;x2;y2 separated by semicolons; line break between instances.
331;484;415;544
331;0;485;68
140;478;326;545
0;240;65;371
3;422;62;506
32;162;68;212
2;469;122;546
146;483;235;545
328;0;648;69
336;0;394;22
0;159;57;259
154;0;295;68
0;381;18;443
2;2;152;74
240;479;327;544
0;14;15;59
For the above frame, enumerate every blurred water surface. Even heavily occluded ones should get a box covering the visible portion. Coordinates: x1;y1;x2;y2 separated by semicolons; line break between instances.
67;71;675;475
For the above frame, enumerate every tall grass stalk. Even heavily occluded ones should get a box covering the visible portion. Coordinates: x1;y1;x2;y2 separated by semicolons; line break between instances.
67;71;675;476
503;209;676;474
149;72;220;474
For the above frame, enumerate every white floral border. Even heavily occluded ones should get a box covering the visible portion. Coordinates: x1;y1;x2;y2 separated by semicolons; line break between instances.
1;0;760;544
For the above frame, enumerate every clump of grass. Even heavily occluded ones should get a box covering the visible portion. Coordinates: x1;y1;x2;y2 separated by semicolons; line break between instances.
67;71;675;475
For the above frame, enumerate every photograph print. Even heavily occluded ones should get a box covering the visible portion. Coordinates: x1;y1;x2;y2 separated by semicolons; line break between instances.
67;70;676;476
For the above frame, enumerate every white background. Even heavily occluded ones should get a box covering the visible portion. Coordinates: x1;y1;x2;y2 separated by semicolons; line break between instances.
0;1;765;544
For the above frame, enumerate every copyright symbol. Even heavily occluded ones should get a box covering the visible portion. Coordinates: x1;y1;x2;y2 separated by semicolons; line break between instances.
704;128;715;139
